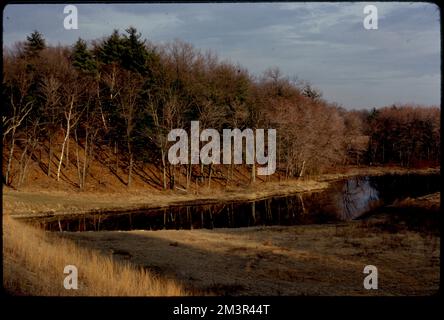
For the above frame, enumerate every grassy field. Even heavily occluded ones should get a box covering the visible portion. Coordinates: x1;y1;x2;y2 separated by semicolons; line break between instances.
3;215;189;296
59;212;440;296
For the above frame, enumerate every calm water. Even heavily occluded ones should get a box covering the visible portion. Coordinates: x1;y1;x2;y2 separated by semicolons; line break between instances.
34;174;440;232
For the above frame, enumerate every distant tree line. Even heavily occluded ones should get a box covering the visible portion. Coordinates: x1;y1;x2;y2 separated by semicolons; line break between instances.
2;29;440;189
364;106;440;167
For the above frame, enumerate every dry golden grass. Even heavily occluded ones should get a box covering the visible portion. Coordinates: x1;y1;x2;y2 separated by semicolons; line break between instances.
3;179;328;218
392;192;440;211
3;215;189;296
61;219;440;296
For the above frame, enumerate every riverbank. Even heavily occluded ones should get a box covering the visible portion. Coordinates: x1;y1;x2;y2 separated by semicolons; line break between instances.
3;168;440;296
56;189;439;296
59;208;439;296
4;166;439;218
2;215;189;296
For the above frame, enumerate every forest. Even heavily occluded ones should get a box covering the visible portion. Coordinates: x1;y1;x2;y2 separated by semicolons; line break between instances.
2;28;440;190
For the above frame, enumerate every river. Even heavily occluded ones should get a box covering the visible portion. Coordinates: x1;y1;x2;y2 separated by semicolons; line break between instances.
33;174;440;232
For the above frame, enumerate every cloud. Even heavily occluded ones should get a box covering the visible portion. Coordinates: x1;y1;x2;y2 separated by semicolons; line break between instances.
2;2;440;109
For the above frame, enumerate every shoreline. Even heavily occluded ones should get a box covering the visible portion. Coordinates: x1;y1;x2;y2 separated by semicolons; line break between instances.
4;166;439;219
3;167;440;296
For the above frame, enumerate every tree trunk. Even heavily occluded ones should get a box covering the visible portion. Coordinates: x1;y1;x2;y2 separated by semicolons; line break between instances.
5;128;16;185
19;136;38;187
299;160;306;177
208;162;213;188
200;163;204;184
47;136;52;176
75;129;82;189
251;162;256;183
82;129;89;189
18;143;29;187
20;151;33;187
114;141;118;173
186;163;191;189
57;100;74;182
65;136;70;169
128;153;133;187
161;149;167;190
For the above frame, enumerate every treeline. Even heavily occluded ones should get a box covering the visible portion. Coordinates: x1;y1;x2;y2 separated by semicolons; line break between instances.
365;106;440;167
2;29;440;189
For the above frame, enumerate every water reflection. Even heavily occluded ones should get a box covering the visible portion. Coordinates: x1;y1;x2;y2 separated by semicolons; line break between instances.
32;174;439;232
335;177;380;220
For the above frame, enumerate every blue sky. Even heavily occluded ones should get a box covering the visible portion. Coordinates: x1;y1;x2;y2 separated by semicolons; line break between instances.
2;2;440;109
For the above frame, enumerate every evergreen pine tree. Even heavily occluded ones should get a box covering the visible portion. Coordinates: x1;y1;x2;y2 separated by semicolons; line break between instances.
121;27;149;74
71;38;98;74
24;30;46;58
96;29;125;65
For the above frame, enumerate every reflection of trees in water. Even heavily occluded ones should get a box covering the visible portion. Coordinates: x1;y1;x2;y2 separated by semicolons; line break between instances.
43;177;390;231
339;177;380;219
39;175;439;232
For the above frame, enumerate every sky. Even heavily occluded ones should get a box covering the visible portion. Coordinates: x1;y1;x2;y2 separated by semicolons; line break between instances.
2;2;441;109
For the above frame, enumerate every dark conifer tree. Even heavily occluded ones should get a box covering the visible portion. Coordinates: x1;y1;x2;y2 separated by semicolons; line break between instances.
24;30;46;58
71;38;97;75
